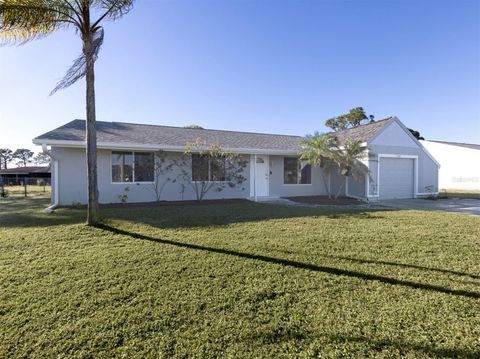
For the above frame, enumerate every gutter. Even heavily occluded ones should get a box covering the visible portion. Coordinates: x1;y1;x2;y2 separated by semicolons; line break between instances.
32;139;301;156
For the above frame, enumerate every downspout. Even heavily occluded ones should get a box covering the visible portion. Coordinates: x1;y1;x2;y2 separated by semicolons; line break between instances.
254;154;257;202
43;144;59;213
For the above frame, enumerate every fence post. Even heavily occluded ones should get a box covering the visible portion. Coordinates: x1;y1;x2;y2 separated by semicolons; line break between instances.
24;176;27;197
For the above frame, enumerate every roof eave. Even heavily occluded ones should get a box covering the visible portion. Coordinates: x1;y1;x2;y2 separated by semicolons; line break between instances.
32;139;300;156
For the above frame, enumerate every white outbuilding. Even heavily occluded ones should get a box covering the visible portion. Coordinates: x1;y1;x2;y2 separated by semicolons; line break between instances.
420;140;480;191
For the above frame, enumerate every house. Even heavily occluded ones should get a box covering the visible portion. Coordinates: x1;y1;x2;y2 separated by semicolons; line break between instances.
420;140;480;191
0;166;51;186
32;116;439;206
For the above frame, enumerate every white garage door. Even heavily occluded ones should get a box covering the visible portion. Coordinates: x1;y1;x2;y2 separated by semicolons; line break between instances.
379;157;415;199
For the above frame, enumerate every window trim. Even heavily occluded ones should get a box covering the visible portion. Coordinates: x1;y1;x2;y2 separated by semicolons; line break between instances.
191;154;228;183
282;157;312;186
111;151;155;184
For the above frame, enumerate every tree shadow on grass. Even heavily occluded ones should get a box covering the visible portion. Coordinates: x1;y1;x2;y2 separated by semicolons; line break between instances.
247;329;479;358
0;199;386;229
103;202;388;230
96;223;480;300
327;255;480;280
0;197;85;228
326;333;480;358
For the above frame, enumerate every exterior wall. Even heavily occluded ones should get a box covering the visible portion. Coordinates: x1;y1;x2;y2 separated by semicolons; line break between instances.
370;121;418;148
346;175;366;199
51;147;350;205
367;120;439;198
367;139;439;199
268;155;345;197
421;141;480;191
52;147;250;205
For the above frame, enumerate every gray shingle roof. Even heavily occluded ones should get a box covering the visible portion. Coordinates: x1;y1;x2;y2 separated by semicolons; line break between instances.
35;120;304;152
332;117;393;144
34;118;394;151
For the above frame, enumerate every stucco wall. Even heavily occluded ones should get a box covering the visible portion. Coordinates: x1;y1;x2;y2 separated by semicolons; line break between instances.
52;147;251;205
52;148;351;205
367;122;439;197
370;121;418;148
346;175;366;198
268;155;345;197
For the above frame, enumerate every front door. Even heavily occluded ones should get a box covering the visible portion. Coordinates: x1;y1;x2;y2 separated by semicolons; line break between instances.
255;155;269;197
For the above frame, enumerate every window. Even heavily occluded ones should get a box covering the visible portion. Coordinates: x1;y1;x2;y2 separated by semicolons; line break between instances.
134;152;155;182
283;157;311;184
192;154;226;181
112;151;154;183
112;152;133;182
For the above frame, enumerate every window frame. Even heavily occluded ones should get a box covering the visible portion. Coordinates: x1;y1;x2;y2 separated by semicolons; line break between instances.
282;157;312;185
191;154;227;183
111;151;155;184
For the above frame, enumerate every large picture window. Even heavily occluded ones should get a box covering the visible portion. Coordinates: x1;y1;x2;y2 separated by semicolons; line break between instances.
112;152;154;183
283;157;311;184
192;154;226;181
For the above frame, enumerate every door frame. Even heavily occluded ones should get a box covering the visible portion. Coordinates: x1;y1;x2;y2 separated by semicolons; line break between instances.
250;154;269;200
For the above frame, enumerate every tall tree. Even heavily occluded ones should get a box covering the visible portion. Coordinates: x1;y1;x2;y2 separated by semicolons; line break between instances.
325;107;374;131
0;0;135;225
0;148;13;169
408;128;425;141
13;148;34;167
33;151;51;165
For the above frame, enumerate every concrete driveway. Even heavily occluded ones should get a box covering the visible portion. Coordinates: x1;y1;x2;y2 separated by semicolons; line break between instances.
376;198;480;216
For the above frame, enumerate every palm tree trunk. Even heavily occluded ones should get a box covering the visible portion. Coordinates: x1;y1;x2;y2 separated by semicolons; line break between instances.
335;177;346;199
321;173;331;199
84;34;99;225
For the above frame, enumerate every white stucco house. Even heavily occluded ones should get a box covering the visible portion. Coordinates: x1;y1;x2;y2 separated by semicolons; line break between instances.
420;140;480;191
33;116;439;206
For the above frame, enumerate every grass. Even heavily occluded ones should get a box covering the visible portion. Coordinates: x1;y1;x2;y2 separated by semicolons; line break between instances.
0;192;479;358
2;184;51;198
439;188;480;199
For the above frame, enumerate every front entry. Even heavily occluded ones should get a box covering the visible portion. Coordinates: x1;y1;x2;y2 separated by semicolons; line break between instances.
252;155;269;198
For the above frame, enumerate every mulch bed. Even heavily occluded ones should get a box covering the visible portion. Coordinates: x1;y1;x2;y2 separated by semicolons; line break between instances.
285;196;365;205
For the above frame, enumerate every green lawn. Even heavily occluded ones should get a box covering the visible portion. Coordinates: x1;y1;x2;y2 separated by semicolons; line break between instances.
2;184;51;198
439;189;480;199
0;192;479;358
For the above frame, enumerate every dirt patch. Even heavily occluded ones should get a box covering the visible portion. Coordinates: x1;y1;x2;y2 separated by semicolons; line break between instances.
285;196;365;206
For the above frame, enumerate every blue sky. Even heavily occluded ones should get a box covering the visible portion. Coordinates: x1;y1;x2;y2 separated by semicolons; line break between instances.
1;0;479;153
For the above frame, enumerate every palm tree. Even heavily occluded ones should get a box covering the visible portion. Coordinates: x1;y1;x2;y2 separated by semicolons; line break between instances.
299;132;338;198
330;140;368;198
0;0;135;225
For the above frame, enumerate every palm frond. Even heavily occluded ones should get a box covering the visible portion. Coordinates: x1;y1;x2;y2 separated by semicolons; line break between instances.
0;0;79;44
91;0;134;29
299;133;339;167
50;26;103;94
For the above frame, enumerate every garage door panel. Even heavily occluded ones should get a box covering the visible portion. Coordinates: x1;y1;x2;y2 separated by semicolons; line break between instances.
379;158;414;199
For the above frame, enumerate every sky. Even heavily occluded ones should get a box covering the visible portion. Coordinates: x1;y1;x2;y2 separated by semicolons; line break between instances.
0;0;479;154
